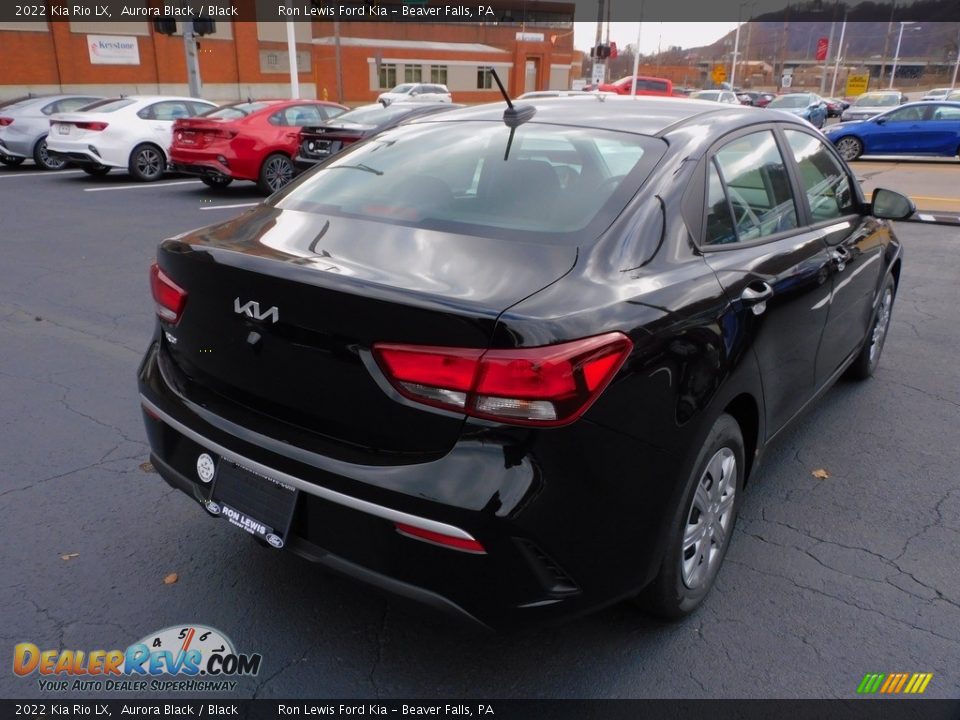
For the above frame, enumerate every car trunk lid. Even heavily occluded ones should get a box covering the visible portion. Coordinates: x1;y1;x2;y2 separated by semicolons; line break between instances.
156;205;576;461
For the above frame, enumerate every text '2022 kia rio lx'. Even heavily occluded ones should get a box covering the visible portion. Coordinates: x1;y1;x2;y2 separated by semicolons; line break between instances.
139;96;907;629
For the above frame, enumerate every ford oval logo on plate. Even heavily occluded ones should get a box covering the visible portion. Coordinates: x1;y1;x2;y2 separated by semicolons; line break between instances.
265;533;284;549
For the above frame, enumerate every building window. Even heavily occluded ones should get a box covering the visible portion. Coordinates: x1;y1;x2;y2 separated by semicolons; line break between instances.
477;66;494;89
379;63;397;89
404;65;422;83
430;65;448;85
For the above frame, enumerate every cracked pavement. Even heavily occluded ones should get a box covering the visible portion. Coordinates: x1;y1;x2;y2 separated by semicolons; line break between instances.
0;164;958;700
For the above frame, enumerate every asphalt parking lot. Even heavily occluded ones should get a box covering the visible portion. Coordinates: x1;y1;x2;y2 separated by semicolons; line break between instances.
1;161;958;700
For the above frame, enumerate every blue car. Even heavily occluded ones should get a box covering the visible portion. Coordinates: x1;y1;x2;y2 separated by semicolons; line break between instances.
766;93;828;128
824;101;960;161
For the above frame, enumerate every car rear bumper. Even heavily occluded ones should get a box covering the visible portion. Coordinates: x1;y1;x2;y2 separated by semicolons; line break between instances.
138;339;680;629
170;147;254;181
0;135;31;158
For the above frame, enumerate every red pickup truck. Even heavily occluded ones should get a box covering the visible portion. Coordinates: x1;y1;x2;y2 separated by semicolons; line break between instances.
584;75;674;96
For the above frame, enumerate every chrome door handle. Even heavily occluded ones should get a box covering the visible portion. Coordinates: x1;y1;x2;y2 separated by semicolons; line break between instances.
741;282;773;316
831;247;852;271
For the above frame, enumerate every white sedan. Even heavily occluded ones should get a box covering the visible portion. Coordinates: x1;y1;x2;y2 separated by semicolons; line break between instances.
47;95;216;181
376;83;452;106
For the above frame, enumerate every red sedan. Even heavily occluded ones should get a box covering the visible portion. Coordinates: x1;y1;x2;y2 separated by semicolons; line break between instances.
169;99;348;193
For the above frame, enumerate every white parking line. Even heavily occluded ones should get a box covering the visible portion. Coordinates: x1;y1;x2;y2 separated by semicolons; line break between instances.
83;180;201;192
199;202;260;211
0;170;86;178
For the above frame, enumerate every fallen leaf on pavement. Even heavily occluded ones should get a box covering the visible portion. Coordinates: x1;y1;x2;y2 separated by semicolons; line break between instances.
812;468;830;480
139;461;156;473
60;553;79;561
163;573;179;585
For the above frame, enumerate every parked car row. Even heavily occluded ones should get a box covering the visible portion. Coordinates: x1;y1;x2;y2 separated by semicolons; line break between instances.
0;93;104;169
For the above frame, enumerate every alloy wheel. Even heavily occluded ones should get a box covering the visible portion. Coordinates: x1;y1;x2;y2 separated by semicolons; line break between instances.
264;156;294;192
136;148;163;180
681;447;737;590
37;139;66;170
836;137;862;161
869;287;893;366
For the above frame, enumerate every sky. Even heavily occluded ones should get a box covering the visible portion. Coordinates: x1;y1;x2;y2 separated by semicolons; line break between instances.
573;22;740;55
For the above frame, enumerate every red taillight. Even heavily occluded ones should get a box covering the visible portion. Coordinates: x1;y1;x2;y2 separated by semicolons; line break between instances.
150;263;187;324
394;523;486;554
213;129;238;139
76;121;108;131
372;332;633;427
0;117;13;127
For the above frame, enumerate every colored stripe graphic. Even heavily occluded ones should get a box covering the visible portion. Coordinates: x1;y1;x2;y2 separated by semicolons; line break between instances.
857;672;932;694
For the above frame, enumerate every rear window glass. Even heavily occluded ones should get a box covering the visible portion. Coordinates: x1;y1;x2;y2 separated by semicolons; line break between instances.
273;121;666;243
203;102;272;119
79;98;135;113
331;104;416;125
854;94;898;107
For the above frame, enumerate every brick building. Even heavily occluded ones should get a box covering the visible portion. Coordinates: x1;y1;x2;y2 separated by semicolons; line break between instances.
0;7;576;103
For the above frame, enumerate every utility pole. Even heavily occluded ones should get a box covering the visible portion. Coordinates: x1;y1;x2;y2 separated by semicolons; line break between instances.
286;19;300;98
592;0;605;85
334;21;343;103
730;8;742;88
182;22;201;98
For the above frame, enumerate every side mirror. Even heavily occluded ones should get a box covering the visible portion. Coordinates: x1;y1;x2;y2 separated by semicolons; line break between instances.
871;188;915;220
875;117;886;125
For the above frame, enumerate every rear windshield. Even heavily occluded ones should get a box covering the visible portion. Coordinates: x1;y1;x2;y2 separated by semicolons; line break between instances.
330;104;416;126
854;94;898;107
78;98;135;113
202;102;273;119
770;95;809;108
273;121;666;243
691;91;719;100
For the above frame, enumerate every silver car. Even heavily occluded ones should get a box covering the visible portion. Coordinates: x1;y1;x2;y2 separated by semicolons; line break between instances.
689;90;740;104
376;83;452;106
0;94;103;169
841;91;907;122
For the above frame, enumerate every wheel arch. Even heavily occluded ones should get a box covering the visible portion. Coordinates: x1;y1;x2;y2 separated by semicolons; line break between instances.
722;393;760;486
130;140;167;164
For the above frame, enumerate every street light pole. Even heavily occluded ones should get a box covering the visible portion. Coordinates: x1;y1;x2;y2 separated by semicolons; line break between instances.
630;4;645;97
182;21;201;98
729;5;742;88
952;29;960;91
889;21;908;89
830;13;847;97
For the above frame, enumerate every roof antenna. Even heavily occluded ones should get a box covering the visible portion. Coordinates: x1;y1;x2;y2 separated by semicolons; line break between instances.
490;68;535;161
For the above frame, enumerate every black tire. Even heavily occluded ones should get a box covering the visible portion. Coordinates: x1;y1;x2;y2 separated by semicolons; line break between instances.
836;136;863;162
257;153;295;194
33;135;67;170
0;156;24;167
81;165;111;176
641;413;745;619
845;274;896;380
201;175;234;188
128;143;166;182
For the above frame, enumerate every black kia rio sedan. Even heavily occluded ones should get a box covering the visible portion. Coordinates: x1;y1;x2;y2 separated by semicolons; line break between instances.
139;95;908;629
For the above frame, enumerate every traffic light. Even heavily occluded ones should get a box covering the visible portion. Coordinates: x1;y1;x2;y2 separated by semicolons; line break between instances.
591;44;612;59
193;19;216;36
153;18;176;35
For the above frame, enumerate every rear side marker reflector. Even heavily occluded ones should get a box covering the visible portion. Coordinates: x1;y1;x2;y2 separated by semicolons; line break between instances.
395;523;486;554
373;332;633;427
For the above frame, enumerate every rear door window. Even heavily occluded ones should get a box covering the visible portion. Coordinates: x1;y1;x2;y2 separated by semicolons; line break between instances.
708;130;798;243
